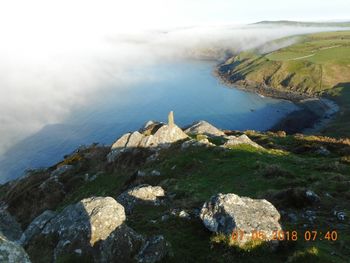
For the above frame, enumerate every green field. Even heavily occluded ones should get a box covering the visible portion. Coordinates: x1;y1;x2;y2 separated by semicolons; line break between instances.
219;31;350;137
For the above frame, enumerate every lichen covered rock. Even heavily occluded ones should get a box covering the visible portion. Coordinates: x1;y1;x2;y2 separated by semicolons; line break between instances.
0;232;31;263
117;185;165;214
200;193;281;246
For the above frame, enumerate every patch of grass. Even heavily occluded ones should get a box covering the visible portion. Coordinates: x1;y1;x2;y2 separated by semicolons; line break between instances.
57;172;131;211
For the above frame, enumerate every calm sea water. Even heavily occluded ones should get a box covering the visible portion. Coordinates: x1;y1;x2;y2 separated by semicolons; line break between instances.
0;60;299;183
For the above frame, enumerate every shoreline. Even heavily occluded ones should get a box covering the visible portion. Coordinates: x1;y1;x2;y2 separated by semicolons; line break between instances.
213;66;339;134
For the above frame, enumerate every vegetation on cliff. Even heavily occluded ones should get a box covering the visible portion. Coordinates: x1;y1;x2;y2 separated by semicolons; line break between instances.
218;31;350;137
1;124;350;262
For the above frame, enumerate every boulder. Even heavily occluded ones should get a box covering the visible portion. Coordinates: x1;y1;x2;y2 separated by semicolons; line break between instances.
111;133;132;150
20;210;57;246
0;232;31;263
0;205;22;242
200;193;282;246
148;124;188;148
185;121;225;137
181;138;215;150
25;196;168;262
117;185;165;214
136;235;170;263
224;134;262;149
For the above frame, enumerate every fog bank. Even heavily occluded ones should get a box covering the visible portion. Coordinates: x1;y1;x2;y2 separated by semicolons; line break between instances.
0;24;345;160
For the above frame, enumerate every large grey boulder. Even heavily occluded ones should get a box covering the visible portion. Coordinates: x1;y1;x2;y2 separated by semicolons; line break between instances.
0;232;31;263
25;196;168;262
117;185;165;214
41;197;126;250
185;121;225;137
200;193;282;246
224;134;262;149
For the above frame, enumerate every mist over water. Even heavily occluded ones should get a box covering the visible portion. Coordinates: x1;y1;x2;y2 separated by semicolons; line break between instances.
0;24;345;182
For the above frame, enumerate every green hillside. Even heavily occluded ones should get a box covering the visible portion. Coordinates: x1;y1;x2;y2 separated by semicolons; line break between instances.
254;21;350;27
218;31;350;137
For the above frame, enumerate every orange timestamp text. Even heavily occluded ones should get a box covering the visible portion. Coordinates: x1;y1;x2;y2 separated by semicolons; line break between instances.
231;229;338;242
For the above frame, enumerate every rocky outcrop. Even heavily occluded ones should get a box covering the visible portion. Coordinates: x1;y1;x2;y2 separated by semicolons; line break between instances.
0;205;22;242
24;196;168;262
181;138;215;150
223;134;262;149
108;112;188;162
136;235;170;263
20;210;57;246
117;185;165;214
185;121;225;137
200;193;282;246
0;232;31;263
51;165;74;177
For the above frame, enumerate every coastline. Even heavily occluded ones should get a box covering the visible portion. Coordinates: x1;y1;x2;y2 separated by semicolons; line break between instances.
213;66;340;134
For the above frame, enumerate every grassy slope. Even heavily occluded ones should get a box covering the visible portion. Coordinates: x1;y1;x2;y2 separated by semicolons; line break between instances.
220;31;350;137
126;134;350;263
8;132;350;263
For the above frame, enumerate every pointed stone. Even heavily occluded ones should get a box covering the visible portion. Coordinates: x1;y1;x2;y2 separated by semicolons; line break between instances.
168;111;174;127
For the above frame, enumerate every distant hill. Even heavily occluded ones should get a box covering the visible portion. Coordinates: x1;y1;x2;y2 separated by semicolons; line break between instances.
217;31;350;137
254;20;350;27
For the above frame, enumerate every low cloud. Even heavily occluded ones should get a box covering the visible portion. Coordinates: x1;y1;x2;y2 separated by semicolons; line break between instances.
0;24;343;157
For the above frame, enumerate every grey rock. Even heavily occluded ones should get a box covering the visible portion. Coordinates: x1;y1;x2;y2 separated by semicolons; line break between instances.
137;170;147;177
305;190;320;203
181;138;215;150
0;232;31;263
168;111;175;127
146;152;159;162
20;210;57;246
334;211;346;221
108;132;145;163
304;210;316;222
136;235;170;263
287;213;298;223
0;206;22;242
161;215;169;222
25;196;169;262
150;170;161;177
200;193;282;246
149;124;188;148
117;185;165;214
315;146;330;156
224;134;262;149
111;133;132;150
40;197;126;260
108;113;188;162
126;132;145;148
98;224;145;263
107;148;125;163
185;121;225;137
51;165;73;177
178;210;190;220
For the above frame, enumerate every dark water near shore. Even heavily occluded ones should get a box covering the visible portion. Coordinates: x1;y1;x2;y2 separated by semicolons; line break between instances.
0;60;299;183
